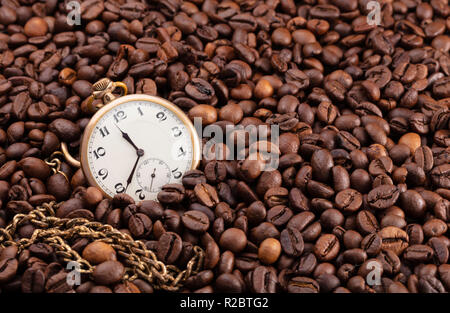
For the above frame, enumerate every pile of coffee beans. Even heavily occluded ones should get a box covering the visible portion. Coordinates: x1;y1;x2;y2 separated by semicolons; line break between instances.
0;0;449;293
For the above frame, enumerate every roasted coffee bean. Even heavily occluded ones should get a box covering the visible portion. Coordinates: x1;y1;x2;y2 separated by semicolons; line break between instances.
182;170;207;189
307;180;335;199
335;189;362;213
128;213;152;238
267;205;293;227
361;233;382;257
92;261;125;285
258;238;281;265
379;226;409;256
356;210;380;235
157;184;185;204
400;190;427;218
287;276;319;293
219;228;247;254
250;266;277;293
280;228;304;257
45;271;72;293
311;149;334;182
194;183;219;208
428;237;449;265
0;258;18;284
314;234;340;261
82;241;116;265
368;156;393;176
418;275;446;293
21;267;45;293
403;245;434;263
215;273;243;293
156;232;182;265
182;210;210;234
185;270;214;290
430;164;450;189
368;185;400;210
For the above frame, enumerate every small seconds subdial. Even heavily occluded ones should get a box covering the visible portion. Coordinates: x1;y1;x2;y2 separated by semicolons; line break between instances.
136;158;171;194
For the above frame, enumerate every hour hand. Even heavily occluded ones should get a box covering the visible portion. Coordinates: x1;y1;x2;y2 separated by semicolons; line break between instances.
115;124;140;151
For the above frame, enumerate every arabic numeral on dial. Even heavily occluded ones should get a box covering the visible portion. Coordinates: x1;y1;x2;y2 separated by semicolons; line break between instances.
98;168;108;180
99;126;109;137
93;147;106;159
178;147;186;157
113;110;127;123
115;183;125;194
156;111;167;122
172;126;182;137
135;189;145;200
172;168;182;179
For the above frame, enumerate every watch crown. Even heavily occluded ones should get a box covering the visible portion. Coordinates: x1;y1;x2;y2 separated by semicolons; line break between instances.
93;78;113;92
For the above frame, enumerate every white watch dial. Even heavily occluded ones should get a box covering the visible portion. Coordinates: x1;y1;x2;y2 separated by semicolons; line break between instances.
85;99;194;201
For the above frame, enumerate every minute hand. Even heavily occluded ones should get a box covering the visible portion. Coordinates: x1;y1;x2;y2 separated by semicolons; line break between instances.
125;155;141;191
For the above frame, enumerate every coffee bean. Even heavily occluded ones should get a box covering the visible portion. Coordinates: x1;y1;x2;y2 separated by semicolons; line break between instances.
335;188;362;213
361;233;382;256
314;234;340;261
428;237;449;265
24;17;48;37
157;232;182;264
219;228;247;254
215;273;242;293
82;241;116;265
430;164;450;189
250;266;277;293
267;205;292;227
0;258;18;284
403;245;434;263
92;261;124;285
128;213;152;238
311;149;334;182
258;238;281;265
21;267;45;293
194;183;219;208
287;276;319;293
356;210;380;235
368;185;400;210
414;146;434;172
280;228;304;257
45;272;72;293
379;226;409;256
399;133;421;154
418;275;446;293
400;190;427;218
157;184;185;204
182;210;210;234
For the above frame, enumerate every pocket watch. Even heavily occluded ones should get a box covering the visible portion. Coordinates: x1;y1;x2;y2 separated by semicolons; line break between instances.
62;78;201;202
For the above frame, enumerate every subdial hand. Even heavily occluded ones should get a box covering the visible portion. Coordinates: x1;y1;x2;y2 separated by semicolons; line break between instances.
150;168;156;191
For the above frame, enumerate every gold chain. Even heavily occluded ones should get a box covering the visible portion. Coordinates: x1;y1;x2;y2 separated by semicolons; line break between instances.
0;202;204;291
44;151;69;182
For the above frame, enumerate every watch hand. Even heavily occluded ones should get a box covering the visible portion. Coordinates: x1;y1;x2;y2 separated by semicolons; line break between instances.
115;124;141;152
150;168;156;191
125;155;142;191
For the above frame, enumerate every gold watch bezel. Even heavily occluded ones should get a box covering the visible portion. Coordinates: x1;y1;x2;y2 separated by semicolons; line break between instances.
80;94;201;199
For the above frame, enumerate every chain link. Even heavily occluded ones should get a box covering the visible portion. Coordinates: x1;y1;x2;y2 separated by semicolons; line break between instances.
45;152;69;182
0;201;204;291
